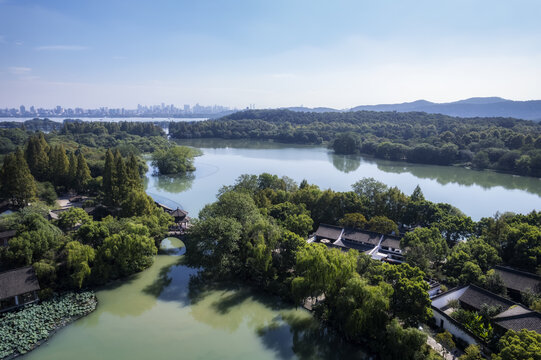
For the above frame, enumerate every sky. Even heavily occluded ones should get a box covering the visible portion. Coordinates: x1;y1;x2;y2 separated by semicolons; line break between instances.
0;0;540;109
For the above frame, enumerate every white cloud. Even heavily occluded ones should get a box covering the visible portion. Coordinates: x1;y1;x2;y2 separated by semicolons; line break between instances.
36;45;88;51
8;66;31;75
0;35;6;44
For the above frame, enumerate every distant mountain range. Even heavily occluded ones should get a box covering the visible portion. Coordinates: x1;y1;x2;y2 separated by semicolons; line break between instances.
285;97;541;121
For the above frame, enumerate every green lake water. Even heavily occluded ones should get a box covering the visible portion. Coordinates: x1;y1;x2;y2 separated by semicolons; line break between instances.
26;238;365;360
23;138;541;359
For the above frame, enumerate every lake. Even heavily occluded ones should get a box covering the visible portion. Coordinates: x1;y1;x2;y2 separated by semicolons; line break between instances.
23;138;541;359
25;238;366;360
149;138;541;221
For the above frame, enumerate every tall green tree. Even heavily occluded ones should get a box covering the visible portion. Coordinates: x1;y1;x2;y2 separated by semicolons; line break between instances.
384;263;432;325
68;152;78;190
49;145;69;187
75;153;91;192
0;149;37;205
367;215;398;235
25;134;50;181
401;227;448;273
114;150;128;201
102;149;115;204
126;153;142;190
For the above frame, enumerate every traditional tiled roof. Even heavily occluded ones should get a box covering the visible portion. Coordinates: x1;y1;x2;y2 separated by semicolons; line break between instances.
314;224;343;241
0;229;17;239
493;305;541;333
0;267;41;300
155;202;173;212
458;285;515;311
171;208;189;218
342;228;381;245
381;236;401;250
48;211;59;220
333;238;375;253
494;266;541;294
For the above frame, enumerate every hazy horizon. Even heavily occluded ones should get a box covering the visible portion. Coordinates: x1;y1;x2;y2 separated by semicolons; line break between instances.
1;0;540;109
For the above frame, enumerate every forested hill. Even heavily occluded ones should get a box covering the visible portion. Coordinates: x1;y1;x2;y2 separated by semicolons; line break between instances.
169;109;541;177
350;98;541;121
283;97;541;121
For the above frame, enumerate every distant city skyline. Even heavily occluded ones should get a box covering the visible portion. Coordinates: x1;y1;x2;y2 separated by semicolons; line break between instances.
0;102;246;117
1;0;540;108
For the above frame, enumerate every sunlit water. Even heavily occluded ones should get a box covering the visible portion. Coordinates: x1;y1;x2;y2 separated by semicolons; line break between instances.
23;138;541;359
147;138;541;221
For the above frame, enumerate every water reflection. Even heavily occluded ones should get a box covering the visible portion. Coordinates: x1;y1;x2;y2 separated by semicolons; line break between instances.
153;172;195;193
189;286;281;332
143;238;194;306
329;153;361;173
159;237;186;255
96;239;188;318
257;313;368;360
185;279;368;358
174;138;317;150
376;161;541;196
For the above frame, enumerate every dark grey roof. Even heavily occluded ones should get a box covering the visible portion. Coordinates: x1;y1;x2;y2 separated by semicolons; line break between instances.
342;228;381;245
494;266;541;294
171;208;188;217
69;195;87;202
458;285;515;311
493;305;541;333
0;229;17;239
333;238;375;253
381;236;401;250
314;224;343;241
0;267;41;300
155;202;173;212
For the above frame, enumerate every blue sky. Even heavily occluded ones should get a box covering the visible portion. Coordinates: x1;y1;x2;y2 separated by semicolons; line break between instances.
1;0;540;108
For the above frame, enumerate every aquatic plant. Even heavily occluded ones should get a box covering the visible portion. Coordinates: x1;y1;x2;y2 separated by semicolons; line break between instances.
0;291;97;359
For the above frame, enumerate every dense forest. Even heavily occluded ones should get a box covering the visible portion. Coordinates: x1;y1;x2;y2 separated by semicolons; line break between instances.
1;121;540;358
169;109;541;177
0;127;175;293
183;173;541;358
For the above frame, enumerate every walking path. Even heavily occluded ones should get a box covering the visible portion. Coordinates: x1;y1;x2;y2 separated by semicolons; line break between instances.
426;334;462;360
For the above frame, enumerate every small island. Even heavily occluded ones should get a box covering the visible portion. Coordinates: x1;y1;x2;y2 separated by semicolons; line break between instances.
151;145;202;175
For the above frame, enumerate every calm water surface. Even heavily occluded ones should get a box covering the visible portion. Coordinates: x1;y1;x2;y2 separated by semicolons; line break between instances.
150;138;541;221
25;239;366;360
24;138;541;359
